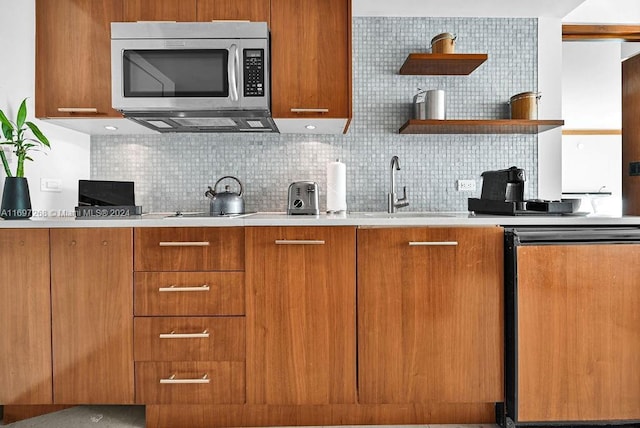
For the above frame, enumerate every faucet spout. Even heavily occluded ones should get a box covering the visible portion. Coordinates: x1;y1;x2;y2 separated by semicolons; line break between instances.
390;155;400;194
388;155;409;213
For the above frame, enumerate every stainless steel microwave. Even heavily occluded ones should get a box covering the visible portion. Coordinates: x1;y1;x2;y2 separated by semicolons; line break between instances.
111;21;277;132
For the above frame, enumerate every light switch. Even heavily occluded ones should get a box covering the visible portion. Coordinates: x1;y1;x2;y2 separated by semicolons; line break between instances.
41;178;62;192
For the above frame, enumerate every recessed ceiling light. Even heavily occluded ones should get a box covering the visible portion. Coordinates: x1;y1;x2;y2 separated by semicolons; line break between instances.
305;124;316;130
104;125;118;131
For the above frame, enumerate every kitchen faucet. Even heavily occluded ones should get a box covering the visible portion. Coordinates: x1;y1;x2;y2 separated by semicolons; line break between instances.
388;155;409;213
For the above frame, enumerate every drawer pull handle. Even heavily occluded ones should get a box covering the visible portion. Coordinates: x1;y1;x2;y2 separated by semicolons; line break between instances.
159;329;209;339
160;374;210;384
158;284;210;292
290;108;329;113
275;240;325;245
159;241;210;247
57;107;99;113
408;241;458;246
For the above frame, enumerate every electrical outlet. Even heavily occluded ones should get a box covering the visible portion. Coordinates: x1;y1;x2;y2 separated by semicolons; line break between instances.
41;178;62;193
456;179;476;192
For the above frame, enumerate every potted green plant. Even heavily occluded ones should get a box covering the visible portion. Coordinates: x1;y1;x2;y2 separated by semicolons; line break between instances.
0;98;51;219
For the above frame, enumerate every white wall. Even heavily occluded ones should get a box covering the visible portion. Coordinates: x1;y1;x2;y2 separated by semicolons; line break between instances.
563;0;640;23
561;41;622;215
0;0;90;217
562;42;621;128
537;18;564;200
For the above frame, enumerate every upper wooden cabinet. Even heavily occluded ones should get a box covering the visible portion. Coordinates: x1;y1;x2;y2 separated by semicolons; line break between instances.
35;0;123;118
0;229;52;405
197;0;270;23
50;228;134;404
246;226;357;404
123;0;268;22
270;0;352;133
123;0;196;21
357;227;504;404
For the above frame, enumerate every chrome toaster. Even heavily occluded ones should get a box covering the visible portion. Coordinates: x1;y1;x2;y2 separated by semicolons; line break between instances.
287;181;319;215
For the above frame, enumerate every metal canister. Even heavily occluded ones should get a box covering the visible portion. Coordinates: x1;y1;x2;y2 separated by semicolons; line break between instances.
413;90;427;119
509;92;541;120
431;32;456;54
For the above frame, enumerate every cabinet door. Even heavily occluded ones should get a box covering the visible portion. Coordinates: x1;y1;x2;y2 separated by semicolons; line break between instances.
0;229;52;404
123;0;197;21
50;228;134;404
197;0;269;23
246;226;356;404
35;0;123;118
517;244;640;422
358;227;504;403
270;0;351;119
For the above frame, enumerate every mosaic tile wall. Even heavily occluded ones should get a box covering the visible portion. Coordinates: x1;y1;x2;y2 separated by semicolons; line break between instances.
91;17;538;214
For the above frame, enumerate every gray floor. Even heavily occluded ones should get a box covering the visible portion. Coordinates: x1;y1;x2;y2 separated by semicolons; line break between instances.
0;406;498;428
0;406;145;427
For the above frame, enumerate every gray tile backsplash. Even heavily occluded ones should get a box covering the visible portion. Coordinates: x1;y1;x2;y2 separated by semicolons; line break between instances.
91;17;538;214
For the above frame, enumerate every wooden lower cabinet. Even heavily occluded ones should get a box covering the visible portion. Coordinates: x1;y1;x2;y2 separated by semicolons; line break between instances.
516;244;640;422
50;228;134;404
357;226;504;404
0;229;52;404
134;317;245;362
134;272;245;316
136;361;245;404
245;226;357;405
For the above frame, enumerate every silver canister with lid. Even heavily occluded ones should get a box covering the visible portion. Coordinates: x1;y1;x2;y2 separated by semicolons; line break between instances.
413;89;445;120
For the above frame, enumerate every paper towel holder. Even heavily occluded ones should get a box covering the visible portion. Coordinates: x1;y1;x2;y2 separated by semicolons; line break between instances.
326;158;347;214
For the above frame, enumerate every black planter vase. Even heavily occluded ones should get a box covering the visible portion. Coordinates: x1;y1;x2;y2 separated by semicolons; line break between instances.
1;177;32;219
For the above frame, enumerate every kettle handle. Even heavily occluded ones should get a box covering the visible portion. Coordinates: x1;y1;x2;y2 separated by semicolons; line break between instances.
213;175;244;196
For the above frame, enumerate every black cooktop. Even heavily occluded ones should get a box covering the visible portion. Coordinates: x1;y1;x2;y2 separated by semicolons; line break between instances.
468;198;579;216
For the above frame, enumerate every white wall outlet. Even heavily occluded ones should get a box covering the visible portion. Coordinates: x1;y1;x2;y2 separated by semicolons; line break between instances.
41;178;63;193
456;179;476;192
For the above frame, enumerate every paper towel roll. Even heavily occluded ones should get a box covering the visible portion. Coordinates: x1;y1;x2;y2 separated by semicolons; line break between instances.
326;160;347;213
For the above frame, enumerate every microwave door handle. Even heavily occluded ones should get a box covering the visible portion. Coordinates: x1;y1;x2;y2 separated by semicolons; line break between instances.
228;44;239;102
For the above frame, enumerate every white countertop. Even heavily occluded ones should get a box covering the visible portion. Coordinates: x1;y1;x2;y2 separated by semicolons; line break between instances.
2;211;640;228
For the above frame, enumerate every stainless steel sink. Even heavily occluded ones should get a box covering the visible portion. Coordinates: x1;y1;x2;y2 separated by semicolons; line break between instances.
358;212;457;218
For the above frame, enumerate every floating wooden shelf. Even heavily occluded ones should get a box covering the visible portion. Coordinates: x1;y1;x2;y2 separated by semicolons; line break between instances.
399;53;488;75
399;119;565;135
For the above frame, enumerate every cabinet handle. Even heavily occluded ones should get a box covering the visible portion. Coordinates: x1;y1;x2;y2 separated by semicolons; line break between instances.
158;284;210;292
408;241;458;246
290;108;329;113
275;240;325;245
160;374;210;384
158;241;210;247
159;329;209;339
57;107;99;113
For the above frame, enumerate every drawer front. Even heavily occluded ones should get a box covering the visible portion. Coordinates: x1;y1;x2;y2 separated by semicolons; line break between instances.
134;317;245;362
135;361;245;404
134;227;244;272
134;272;244;316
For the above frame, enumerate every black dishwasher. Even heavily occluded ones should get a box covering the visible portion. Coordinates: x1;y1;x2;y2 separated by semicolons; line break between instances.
502;227;640;428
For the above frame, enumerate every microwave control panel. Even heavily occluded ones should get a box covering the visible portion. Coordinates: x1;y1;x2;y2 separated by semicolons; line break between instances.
243;49;265;97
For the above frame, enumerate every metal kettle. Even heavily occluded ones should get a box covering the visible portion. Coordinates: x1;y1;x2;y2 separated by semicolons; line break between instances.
205;176;245;215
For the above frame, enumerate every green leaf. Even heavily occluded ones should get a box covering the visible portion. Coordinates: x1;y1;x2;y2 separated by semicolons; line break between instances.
0;110;13;139
25;122;50;148
16;98;27;130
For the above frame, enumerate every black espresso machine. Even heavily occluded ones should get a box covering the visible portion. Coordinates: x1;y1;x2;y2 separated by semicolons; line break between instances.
468;166;577;215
